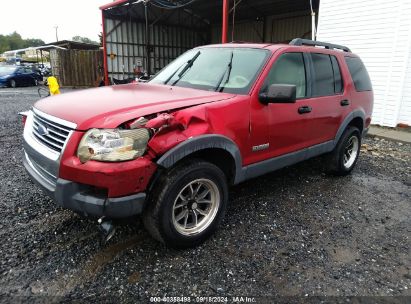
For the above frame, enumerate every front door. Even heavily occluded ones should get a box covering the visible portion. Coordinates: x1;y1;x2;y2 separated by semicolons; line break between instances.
267;52;314;157
248;51;313;164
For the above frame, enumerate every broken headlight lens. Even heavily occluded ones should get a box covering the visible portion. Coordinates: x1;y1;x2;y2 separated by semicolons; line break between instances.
77;128;150;163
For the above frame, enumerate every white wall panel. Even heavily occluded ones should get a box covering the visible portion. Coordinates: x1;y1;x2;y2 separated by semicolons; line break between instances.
399;44;411;125
317;0;411;127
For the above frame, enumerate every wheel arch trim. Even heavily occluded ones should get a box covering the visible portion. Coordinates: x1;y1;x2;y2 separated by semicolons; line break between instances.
334;110;365;146
156;134;243;184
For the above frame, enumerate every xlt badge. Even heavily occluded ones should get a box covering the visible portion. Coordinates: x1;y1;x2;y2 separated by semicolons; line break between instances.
252;143;269;152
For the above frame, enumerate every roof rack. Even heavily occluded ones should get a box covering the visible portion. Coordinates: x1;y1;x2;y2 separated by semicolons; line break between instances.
289;38;351;53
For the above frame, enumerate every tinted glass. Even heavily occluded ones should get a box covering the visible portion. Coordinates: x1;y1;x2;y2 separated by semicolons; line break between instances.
330;56;343;93
150;48;269;94
0;66;16;76
312;53;334;96
345;57;372;91
265;53;306;98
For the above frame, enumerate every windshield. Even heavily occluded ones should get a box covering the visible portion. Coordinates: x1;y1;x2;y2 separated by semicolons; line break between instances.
0;66;16;77
150;48;270;94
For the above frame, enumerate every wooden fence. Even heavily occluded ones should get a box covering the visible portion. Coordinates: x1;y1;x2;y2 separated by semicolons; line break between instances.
50;49;103;87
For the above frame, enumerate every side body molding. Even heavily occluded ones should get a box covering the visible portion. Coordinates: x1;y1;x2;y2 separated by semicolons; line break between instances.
156;134;244;183
156;110;365;186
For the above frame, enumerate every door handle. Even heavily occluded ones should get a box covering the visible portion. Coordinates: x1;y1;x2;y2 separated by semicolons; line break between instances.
298;106;312;114
340;99;350;106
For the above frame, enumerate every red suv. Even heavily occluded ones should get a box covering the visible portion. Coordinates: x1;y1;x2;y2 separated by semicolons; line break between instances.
22;39;373;248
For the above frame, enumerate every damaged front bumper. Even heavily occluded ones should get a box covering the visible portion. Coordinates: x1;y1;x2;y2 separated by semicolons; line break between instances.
23;152;147;218
22;109;151;219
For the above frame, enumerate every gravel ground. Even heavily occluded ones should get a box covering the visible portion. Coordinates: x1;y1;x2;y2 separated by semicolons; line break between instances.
0;87;410;302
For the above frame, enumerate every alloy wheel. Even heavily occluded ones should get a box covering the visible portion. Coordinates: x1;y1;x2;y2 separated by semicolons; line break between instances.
343;135;359;169
172;178;220;236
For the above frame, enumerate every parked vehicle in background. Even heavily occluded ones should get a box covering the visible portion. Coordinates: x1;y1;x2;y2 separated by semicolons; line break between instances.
24;63;51;79
0;66;42;88
21;39;373;248
39;65;52;78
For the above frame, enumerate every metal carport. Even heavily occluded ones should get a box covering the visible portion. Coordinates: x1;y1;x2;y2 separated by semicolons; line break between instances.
100;0;319;84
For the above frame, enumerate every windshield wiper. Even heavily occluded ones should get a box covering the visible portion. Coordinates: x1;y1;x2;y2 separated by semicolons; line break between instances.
163;51;201;85
214;51;234;92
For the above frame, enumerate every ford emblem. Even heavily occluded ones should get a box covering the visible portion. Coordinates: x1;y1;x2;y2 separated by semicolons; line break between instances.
37;124;49;136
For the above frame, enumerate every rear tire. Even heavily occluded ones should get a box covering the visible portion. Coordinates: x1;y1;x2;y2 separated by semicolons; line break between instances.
9;79;16;88
326;126;361;176
143;159;228;248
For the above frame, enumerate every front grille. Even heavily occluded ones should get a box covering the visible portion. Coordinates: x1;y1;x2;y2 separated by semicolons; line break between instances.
25;152;57;188
31;111;72;153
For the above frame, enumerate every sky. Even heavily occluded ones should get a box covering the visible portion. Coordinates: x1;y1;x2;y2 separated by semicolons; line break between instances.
0;0;111;43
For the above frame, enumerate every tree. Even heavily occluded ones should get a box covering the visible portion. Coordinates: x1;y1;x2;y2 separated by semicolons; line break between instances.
7;32;25;50
0;32;25;53
24;38;45;48
0;32;45;54
72;36;99;45
0;35;9;54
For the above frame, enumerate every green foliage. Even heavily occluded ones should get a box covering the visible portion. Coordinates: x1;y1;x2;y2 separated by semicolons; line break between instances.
24;38;45;48
72;36;99;45
0;32;45;54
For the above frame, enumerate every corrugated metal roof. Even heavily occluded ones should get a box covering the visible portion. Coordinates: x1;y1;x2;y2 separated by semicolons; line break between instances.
101;0;319;25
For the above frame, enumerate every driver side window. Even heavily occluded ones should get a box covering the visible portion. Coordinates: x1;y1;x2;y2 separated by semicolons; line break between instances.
265;52;306;98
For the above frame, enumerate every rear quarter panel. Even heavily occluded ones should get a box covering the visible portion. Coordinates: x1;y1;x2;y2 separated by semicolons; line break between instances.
342;54;374;129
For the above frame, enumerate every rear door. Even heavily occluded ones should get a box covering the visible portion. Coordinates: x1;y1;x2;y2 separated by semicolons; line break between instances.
24;67;35;85
304;52;351;146
15;68;26;85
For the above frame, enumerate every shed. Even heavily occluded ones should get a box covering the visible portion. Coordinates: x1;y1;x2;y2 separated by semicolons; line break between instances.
42;40;100;51
37;41;103;88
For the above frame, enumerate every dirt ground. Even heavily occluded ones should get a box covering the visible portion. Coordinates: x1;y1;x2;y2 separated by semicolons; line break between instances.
0;87;410;302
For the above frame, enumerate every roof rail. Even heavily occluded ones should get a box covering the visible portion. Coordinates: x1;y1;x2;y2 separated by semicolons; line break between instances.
289;38;351;53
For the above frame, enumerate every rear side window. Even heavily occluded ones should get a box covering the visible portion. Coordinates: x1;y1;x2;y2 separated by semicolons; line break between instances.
330;56;343;93
311;53;335;96
345;57;372;91
265;52;306;98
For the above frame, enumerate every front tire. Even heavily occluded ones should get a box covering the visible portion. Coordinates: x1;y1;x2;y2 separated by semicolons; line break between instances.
143;159;228;248
326;126;361;175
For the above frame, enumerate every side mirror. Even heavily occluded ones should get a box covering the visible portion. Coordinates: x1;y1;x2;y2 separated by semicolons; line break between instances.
259;84;297;104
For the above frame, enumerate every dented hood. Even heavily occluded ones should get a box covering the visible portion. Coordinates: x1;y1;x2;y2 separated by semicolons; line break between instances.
34;83;235;130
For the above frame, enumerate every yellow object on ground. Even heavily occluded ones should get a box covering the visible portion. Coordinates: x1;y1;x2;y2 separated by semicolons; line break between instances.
47;76;60;95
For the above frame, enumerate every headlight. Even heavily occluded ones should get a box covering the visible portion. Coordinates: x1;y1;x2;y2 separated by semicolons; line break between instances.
77;128;150;163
